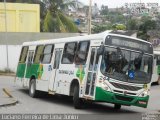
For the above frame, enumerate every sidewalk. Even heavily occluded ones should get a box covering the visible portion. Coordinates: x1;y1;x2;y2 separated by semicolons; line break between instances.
0;88;18;107
0;73;15;77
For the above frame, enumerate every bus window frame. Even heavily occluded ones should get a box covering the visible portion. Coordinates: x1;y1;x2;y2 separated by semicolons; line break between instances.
75;41;90;65
19;46;29;63
33;45;45;64
41;44;54;64
61;42;77;64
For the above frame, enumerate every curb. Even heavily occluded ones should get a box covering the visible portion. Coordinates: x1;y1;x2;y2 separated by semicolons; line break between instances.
0;73;15;77
0;99;18;107
0;88;18;107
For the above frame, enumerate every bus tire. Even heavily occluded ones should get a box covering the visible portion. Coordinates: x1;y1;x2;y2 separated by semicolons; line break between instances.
29;79;38;98
73;85;83;109
114;104;121;109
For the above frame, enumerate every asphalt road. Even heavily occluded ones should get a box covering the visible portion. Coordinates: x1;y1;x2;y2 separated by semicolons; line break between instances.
0;76;160;120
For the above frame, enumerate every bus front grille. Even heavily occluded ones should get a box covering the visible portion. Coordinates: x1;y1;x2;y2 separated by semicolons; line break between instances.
110;82;142;91
115;95;134;102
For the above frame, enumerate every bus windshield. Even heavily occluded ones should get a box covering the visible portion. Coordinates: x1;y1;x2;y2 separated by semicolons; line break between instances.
100;46;153;84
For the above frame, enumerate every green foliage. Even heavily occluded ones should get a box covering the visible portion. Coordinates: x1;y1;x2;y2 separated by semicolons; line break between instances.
105;13;125;24
141;16;152;22
155;14;160;30
42;0;79;32
112;24;126;30
92;24;112;33
126;19;138;30
100;5;108;15
137;31;150;41
58;12;79;32
43;11;55;32
137;19;156;40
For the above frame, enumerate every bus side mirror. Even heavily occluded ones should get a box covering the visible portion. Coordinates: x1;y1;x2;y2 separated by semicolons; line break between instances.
97;45;104;55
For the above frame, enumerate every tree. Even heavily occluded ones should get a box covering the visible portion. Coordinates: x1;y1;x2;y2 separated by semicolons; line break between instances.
106;12;125;24
92;24;112;33
155;14;160;30
137;19;156;40
112;24;126;30
126;19;138;30
100;5;108;15
42;0;79;32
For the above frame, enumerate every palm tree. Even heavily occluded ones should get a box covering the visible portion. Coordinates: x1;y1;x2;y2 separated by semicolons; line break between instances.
42;0;82;32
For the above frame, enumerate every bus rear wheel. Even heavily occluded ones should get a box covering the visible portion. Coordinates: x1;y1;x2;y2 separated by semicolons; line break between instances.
114;104;121;109
73;85;83;109
29;79;38;98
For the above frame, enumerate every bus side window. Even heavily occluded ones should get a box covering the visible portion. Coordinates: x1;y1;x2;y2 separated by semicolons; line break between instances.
61;42;77;64
75;41;90;65
41;44;54;64
19;46;28;63
33;45;44;64
27;52;34;64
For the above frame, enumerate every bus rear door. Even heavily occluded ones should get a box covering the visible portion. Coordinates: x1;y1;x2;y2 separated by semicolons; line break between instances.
24;49;35;87
48;48;62;93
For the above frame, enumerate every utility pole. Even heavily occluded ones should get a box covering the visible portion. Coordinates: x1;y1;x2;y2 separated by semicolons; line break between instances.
88;0;92;35
4;0;9;71
139;0;142;15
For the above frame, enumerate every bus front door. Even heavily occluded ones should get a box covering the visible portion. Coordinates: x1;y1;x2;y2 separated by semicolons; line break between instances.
85;47;99;98
48;49;62;92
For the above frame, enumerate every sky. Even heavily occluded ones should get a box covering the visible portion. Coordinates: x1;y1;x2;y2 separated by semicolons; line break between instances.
79;0;160;8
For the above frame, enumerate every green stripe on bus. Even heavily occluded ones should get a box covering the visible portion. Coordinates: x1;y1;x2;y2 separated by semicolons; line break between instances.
16;63;41;79
16;63;26;78
25;64;40;79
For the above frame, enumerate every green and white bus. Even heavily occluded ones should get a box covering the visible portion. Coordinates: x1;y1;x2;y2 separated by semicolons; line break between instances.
152;51;160;85
15;31;153;109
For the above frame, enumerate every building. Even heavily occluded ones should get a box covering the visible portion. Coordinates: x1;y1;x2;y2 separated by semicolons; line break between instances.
0;2;40;32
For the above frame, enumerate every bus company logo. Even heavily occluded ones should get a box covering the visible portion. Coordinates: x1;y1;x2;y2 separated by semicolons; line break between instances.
48;65;52;71
37;64;44;80
76;65;85;84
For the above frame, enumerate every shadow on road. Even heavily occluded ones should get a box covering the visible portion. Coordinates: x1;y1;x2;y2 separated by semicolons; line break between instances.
151;82;159;86
18;89;141;114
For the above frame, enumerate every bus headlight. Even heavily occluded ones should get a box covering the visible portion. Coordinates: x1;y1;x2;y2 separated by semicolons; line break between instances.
139;90;149;97
101;82;111;92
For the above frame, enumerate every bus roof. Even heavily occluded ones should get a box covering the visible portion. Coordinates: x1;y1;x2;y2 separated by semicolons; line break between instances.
22;31;152;46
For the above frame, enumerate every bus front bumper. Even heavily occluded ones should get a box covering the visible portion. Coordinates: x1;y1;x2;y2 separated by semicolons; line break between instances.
95;87;149;108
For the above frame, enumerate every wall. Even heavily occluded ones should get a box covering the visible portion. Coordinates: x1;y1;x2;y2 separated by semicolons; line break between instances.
0;45;21;72
0;2;40;32
0;32;79;45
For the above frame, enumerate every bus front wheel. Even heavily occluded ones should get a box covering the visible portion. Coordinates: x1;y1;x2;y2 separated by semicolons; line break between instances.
29;79;38;98
114;104;121;109
73;85;83;109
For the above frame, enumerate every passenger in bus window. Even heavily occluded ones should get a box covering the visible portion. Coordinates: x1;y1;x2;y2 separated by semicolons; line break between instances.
135;60;141;71
105;51;115;73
